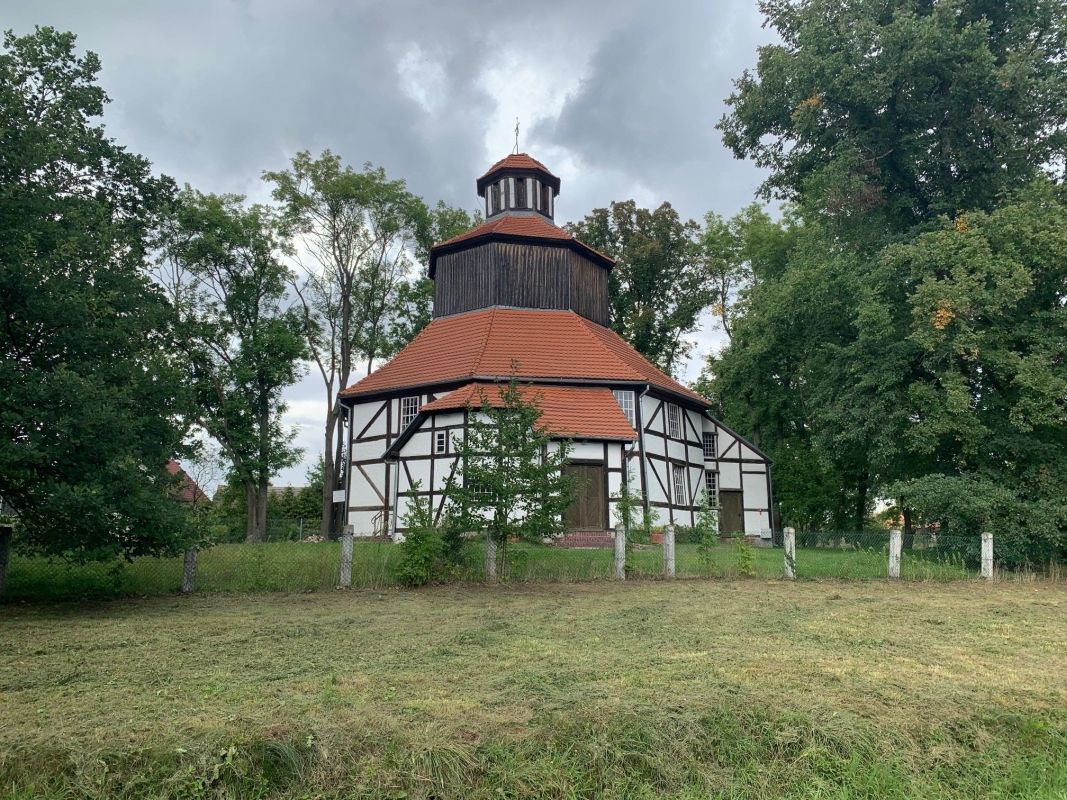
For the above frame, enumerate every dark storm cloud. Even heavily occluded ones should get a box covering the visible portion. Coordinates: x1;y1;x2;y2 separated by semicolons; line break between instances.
1;0;773;481
535;1;772;222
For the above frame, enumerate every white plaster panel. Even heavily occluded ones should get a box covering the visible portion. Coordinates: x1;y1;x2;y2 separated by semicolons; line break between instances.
742;472;769;508
745;509;772;538
718;461;741;490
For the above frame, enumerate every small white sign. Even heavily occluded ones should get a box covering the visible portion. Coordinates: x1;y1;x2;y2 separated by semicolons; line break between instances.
332;489;346;503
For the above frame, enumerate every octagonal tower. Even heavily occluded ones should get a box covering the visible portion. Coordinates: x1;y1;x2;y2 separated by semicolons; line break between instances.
428;154;614;326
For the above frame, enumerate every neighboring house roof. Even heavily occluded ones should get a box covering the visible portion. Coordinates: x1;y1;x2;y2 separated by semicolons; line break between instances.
422;382;639;441
339;307;707;406
429;214;614;275
166;460;209;504
267;485;303;497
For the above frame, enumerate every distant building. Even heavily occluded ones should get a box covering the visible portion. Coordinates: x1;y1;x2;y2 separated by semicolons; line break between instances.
338;154;773;542
166;460;209;505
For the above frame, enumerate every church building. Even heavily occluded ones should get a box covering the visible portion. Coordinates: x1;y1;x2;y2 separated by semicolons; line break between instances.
338;154;773;543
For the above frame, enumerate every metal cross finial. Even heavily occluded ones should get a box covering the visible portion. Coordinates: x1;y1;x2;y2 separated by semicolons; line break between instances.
514;117;520;154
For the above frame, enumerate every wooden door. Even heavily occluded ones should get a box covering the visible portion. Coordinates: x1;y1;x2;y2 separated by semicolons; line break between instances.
719;490;744;534
564;463;607;531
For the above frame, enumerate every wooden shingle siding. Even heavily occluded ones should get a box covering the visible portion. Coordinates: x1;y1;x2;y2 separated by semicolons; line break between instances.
433;242;609;326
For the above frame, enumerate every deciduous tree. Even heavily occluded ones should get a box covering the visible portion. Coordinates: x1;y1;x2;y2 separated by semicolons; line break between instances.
0;27;192;565
568;201;707;374
160;190;305;543
264;152;475;535
444;378;575;579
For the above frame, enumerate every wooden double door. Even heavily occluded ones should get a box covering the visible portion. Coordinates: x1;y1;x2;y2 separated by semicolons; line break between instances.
718;490;744;533
563;462;607;531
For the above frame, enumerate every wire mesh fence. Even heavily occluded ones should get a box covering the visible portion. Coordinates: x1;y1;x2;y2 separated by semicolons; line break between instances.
1;527;1062;602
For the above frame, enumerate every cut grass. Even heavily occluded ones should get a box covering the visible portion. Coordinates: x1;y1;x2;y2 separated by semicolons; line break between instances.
2;539;974;601
0;580;1064;798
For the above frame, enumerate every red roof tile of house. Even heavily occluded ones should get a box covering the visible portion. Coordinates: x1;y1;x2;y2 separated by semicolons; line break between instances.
422;382;638;441
339;307;707;405
478;153;556;181
166;460;209;505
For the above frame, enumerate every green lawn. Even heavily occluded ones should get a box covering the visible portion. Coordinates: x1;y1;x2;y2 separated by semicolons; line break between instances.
1;580;1064;799
2;539;974;601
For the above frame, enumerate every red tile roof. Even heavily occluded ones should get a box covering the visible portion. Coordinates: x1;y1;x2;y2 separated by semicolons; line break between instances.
422;382;638;441
166;460;209;504
430;213;614;273
478;153;556;181
436;213;573;247
339;307;707;405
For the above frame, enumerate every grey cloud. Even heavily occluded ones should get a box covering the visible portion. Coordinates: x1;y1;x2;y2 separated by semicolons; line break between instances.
2;0;771;485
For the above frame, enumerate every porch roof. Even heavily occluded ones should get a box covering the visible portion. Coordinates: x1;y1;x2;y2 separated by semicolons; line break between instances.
421;382;638;442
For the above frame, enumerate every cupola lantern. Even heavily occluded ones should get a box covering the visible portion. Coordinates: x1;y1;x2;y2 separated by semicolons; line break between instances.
476;153;561;220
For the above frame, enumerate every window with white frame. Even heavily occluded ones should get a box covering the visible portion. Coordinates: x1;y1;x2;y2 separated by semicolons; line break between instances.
400;396;420;429
667;404;681;438
702;431;717;459
613;389;636;427
435;430;448;454
704;470;719;507
672;463;687;505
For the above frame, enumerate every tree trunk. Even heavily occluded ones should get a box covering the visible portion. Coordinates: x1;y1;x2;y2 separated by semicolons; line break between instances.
330;413;346;536
902;504;915;551
245;482;267;543
320;405;336;536
853;472;869;531
0;525;11;597
257;476;269;541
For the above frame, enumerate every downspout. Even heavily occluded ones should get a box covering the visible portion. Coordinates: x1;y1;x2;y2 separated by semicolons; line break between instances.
635;383;652;519
341;400;353;535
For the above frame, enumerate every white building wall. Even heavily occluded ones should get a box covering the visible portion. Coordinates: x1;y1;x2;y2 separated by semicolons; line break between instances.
345;387;773;542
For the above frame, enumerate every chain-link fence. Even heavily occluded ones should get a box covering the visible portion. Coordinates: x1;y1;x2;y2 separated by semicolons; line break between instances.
1;527;1063;602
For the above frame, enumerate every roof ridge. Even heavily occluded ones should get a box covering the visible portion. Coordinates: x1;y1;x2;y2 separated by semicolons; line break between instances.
472;307;498;378
578;316;705;401
569;314;645;383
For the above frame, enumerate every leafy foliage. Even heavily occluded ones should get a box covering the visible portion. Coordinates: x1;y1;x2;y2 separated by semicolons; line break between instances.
568;201;707;374
720;0;1067;229
393;483;445;587
445;377;576;576
264;151;476;534
159;190;306;541
707;1;1067;560
0;27;191;560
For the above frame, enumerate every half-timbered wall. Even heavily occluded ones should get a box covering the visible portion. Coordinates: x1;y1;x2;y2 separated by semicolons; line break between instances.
701;417;772;538
637;391;706;527
345;385;773;540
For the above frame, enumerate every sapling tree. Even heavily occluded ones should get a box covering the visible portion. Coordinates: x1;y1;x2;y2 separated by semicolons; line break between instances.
445;377;576;580
695;490;721;573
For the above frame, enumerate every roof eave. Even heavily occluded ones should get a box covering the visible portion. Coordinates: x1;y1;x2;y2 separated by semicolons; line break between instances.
429;232;615;277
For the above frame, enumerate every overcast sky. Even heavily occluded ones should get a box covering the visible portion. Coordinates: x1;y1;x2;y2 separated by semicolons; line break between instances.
5;0;775;488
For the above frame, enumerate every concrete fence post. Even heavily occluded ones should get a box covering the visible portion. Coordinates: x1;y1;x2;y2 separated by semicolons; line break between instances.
663;523;676;578
981;532;994;580
889;528;902;579
783;527;796;580
180;547;198;594
485;533;498;581
614;522;626;580
339;525;354;588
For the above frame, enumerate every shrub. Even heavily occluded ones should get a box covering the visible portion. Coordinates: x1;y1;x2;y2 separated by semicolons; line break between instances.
393;484;444;587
